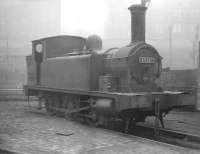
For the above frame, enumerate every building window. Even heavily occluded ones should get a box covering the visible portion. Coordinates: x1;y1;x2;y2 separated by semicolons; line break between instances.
172;23;182;33
155;24;163;34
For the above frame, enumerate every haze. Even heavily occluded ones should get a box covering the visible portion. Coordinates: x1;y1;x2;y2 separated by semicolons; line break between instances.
0;0;200;88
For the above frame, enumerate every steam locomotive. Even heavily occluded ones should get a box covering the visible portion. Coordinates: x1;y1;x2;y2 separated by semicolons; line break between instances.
24;4;191;132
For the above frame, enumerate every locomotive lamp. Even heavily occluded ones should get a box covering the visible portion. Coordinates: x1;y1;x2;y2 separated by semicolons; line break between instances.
35;44;43;53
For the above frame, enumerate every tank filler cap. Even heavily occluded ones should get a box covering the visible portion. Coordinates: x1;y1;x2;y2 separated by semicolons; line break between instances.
86;34;102;51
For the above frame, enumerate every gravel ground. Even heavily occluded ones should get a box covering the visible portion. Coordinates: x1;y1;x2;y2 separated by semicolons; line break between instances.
0;101;200;154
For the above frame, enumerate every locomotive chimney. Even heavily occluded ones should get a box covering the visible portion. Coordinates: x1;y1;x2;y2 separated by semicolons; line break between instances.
128;5;147;42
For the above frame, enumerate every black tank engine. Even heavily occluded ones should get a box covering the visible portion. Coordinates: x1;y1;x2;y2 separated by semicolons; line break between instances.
24;4;190;132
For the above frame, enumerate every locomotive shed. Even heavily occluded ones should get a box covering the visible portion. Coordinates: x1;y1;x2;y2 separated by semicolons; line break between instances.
0;100;200;154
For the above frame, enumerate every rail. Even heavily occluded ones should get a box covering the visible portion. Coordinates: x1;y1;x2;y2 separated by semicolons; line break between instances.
132;124;200;150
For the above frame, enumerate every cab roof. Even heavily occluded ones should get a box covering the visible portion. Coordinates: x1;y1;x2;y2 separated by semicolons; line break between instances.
32;35;85;43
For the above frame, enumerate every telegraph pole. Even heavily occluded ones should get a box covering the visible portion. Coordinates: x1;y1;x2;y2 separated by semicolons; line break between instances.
199;41;200;69
169;25;173;68
195;24;199;68
141;0;151;7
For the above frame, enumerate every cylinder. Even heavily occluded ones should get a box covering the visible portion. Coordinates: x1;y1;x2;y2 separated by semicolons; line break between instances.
128;5;147;42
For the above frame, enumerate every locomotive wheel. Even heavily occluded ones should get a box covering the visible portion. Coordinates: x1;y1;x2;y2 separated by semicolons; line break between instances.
44;96;54;115
44;97;50;112
122;114;137;133
123;117;132;133
85;112;110;128
53;95;63;116
50;96;57;115
96;115;109;128
65;97;78;120
85;110;98;127
124;117;136;133
63;96;69;119
60;95;66;108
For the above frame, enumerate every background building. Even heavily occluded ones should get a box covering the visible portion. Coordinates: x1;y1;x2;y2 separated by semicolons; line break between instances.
1;0;200;88
103;0;200;69
0;0;60;88
147;0;200;69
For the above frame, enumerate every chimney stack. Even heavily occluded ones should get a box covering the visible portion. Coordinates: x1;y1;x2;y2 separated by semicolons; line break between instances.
128;5;147;42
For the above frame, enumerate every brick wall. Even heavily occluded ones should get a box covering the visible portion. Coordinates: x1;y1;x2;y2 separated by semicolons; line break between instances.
158;69;198;90
158;69;199;110
0;55;26;89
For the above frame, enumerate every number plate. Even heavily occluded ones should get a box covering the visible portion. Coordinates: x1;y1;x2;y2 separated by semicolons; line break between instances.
139;57;155;63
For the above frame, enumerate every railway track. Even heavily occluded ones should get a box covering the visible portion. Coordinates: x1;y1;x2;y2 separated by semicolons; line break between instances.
1;120;198;154
95;120;200;150
0;147;22;154
1;101;200;154
130;124;200;150
64;112;200;150
41;108;200;150
29;105;200;150
75;120;200;151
